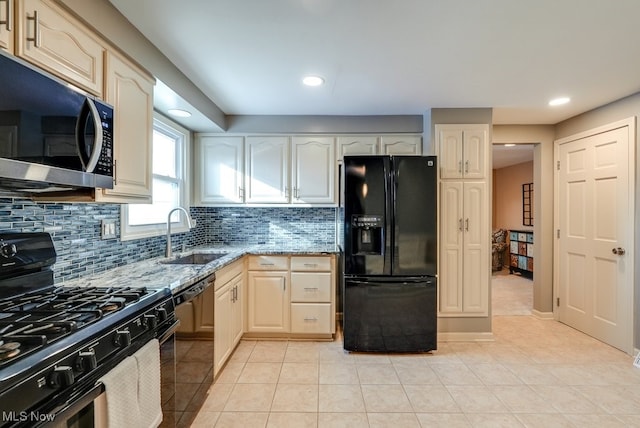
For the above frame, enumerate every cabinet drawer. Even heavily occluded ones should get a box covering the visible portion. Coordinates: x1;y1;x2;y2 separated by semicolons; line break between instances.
291;272;331;302
290;256;331;271
248;255;289;270
291;303;331;334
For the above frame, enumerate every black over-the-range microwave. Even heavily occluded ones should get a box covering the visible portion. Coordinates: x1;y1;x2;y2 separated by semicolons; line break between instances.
0;49;114;192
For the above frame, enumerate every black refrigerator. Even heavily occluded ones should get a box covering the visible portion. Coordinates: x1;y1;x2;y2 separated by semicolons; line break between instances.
343;155;437;352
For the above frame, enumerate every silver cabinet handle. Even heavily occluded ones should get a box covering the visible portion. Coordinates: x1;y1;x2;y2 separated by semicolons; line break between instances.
283;278;286;291
303;317;318;322
612;247;626;255
458;218;463;232
0;0;12;31
465;160;469;173
27;10;40;47
458;160;462;174
260;262;275;266
303;263;318;267
303;287;319;291
465;219;469;231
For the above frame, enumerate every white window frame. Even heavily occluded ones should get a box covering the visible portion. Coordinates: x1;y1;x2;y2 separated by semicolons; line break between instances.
120;112;191;241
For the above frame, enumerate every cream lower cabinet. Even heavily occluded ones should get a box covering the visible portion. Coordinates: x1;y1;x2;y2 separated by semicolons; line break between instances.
213;258;244;377
98;51;154;203
439;181;489;315
246;254;336;338
290;256;335;336
17;0;105;96
247;256;290;333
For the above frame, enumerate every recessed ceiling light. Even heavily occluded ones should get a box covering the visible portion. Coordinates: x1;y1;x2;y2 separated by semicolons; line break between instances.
168;108;192;117
548;97;570;106
504;144;516;147
302;75;324;87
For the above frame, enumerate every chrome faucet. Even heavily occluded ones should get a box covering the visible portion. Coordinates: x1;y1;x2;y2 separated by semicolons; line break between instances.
166;207;195;258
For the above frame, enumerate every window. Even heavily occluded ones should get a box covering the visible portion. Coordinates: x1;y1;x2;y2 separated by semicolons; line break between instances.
121;113;190;241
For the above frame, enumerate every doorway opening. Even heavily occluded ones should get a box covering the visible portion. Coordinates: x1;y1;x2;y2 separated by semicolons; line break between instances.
491;143;535;316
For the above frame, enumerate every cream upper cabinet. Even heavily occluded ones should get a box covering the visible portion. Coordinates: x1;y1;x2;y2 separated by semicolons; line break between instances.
380;135;422;155
195;135;244;205
291;136;335;204
437;125;488;179
17;0;105;96
98;51;154;203
337;136;378;158
245;136;289;204
0;0;14;52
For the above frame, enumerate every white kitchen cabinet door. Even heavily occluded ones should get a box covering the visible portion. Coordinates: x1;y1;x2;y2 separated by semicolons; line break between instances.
438;129;464;179
195;136;244;204
230;273;244;346
380;135;422;155
245;136;289;203
461;181;488;314
337;136;378;158
99;51;154;203
0;0;13;53
437;125;488;179
247;270;290;333
17;0;105;96
439;181;488;315
439;181;464;313
214;282;232;375
291;137;335;204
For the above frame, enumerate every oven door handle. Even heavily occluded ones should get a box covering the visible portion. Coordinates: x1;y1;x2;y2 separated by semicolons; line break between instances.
47;381;105;426
159;320;180;344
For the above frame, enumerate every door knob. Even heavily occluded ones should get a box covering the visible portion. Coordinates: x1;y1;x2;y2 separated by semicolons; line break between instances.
612;247;626;255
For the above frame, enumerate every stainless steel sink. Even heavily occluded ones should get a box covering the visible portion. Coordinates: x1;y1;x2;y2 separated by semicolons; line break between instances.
162;253;227;265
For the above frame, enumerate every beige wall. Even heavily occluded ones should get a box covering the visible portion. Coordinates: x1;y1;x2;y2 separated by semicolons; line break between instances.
493;161;534;231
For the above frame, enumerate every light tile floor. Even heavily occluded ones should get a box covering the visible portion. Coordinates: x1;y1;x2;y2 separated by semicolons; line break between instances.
184;316;640;427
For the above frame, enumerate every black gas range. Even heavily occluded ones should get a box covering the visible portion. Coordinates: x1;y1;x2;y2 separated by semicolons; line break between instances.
0;233;176;427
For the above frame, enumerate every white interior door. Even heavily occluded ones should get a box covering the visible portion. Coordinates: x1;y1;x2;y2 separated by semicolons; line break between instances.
556;123;634;353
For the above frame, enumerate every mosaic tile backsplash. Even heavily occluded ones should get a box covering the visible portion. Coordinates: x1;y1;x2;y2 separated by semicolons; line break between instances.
0;197;337;283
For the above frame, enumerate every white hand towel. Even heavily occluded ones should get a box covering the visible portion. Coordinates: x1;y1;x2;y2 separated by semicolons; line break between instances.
97;355;141;428
133;338;163;428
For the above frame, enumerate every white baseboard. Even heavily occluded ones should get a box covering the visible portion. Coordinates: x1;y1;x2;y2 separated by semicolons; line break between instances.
437;332;495;342
532;310;554;319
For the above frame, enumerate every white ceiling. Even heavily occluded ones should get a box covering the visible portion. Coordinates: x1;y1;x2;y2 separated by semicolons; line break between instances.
110;0;640;131
492;144;534;169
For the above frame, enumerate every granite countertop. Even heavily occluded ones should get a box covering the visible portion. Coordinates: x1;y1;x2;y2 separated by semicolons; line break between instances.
62;244;339;295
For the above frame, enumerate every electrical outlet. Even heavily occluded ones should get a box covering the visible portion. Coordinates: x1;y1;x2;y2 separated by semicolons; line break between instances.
101;220;117;240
